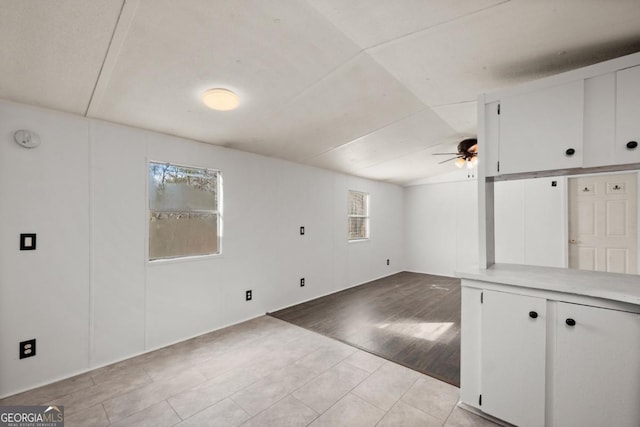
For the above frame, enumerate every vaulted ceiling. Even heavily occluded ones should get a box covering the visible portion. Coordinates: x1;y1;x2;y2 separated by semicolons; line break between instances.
2;0;640;184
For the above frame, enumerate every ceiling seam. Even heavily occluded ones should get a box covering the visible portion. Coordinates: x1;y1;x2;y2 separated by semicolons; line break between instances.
363;0;512;52
84;0;126;117
300;106;435;162
349;138;460;174
84;0;139;117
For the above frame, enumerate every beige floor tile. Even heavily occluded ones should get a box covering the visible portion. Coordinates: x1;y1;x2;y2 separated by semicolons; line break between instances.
230;377;292;416
444;406;502;427
0;372;95;406
262;362;320;393
90;359;148;385
351;361;420;411
102;369;205;422
309;393;385;427
178;398;250;427
342;350;386;373
168;367;260;419
55;369;152;416
196;343;268;380
241;395;318;427
63;403;110;427
377;400;442;427
109;401;181;427
292;361;370;413
401;375;459;421
294;341;357;375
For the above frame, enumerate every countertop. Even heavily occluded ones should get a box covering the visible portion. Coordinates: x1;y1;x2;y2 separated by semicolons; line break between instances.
457;263;640;306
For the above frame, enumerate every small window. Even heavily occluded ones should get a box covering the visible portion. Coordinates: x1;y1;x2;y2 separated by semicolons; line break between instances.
348;190;369;241
148;162;221;261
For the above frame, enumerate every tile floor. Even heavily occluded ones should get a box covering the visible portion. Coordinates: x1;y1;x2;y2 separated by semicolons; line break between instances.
0;316;499;426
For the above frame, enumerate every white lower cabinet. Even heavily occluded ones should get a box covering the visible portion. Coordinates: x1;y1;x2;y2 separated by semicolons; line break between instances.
481;290;546;427
554;302;640;427
461;283;640;427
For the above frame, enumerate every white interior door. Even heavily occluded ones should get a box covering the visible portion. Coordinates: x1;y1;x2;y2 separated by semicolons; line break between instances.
568;172;637;273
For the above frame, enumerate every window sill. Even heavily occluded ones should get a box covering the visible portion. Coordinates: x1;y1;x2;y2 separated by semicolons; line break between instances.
348;238;370;244
148;252;222;266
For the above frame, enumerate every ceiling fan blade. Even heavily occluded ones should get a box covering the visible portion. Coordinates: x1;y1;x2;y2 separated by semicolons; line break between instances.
432;152;459;155
438;157;460;164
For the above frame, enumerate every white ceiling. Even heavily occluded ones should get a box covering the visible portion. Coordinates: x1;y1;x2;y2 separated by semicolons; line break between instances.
2;0;640;185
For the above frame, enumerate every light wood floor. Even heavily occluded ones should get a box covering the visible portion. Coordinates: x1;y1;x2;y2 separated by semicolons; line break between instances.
270;272;461;386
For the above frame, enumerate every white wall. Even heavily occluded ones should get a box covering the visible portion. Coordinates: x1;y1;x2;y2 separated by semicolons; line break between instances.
0;101;403;397
494;177;567;267
404;175;566;276
404;177;478;276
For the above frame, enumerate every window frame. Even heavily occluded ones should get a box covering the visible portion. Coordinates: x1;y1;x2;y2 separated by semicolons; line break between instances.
147;160;223;262
348;190;370;242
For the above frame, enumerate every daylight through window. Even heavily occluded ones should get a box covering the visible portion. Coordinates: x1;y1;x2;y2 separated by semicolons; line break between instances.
348;190;369;241
149;162;221;260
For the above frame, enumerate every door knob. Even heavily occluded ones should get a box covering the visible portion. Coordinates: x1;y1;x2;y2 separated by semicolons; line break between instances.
565;148;576;156
529;311;538;319
627;141;638;149
570;239;577;244
566;318;576;327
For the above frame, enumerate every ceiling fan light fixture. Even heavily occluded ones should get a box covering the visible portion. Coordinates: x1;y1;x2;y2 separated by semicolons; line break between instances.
455;158;466;168
202;88;240;111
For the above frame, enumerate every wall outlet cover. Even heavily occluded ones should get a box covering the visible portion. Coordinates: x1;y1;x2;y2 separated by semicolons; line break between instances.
20;339;36;359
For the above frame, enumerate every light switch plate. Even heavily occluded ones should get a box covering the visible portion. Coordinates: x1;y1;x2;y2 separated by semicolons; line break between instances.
20;233;37;250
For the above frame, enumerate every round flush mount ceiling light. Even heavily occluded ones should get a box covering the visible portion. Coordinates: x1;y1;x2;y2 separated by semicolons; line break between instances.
202;88;240;111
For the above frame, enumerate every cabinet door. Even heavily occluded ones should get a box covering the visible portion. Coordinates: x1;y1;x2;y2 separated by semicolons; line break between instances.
554;303;640;427
583;73;616;167
616;65;640;165
499;80;584;175
481;290;547;427
484;101;500;177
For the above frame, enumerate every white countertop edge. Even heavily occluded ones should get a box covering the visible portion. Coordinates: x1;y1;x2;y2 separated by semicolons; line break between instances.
456;263;640;306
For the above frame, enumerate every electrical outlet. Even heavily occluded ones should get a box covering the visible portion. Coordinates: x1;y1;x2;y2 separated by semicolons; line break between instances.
300;278;305;287
300;226;305;235
387;259;390;266
246;290;252;301
20;339;36;359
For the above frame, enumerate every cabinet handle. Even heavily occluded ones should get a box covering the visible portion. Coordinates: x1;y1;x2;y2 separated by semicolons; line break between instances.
627;141;638;149
565;148;576;156
566;318;576;326
529;311;538;319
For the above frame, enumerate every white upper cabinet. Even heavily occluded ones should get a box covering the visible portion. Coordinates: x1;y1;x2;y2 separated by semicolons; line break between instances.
498;80;584;175
481;53;640;177
483;101;500;177
583;73;616;167
615;65;640;165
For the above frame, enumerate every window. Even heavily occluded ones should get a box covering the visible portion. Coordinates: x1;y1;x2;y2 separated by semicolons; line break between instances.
348;190;369;241
148;162;221;260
